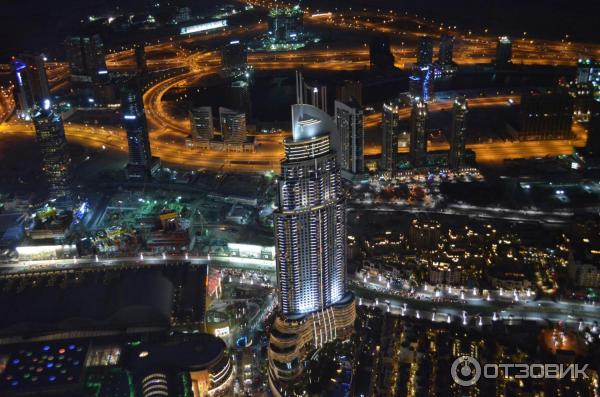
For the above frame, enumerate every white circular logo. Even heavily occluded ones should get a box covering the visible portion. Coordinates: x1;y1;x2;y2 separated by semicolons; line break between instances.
451;355;481;386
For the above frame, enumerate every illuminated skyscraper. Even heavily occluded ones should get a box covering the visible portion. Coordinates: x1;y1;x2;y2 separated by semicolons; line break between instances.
120;78;159;180
448;96;468;170
190;106;214;142
410;99;428;167
11;54;50;119
268;104;355;393
496;36;513;66
409;66;434;102
32;100;72;203
334;99;364;174
417;36;434;67
219;107;246;144
381;101;401;173
296;71;327;113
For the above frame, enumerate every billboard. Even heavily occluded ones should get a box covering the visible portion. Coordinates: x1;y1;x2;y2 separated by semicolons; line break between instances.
180;20;227;35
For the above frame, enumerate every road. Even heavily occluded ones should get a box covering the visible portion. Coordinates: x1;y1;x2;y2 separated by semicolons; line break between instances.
2;254;599;335
0;4;597;172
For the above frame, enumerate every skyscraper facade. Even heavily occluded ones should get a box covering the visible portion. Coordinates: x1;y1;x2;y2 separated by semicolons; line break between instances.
438;34;455;66
381;101;401;173
219;107;246;144
64;34;108;79
229;79;252;116
190;106;214;142
369;35;395;71
336;80;363;106
496;36;513;66
221;41;248;73
120;78;158;179
518;89;573;140
32;100;72;203
410;99;428;167
448;96;468;170
134;43;147;76
334;99;364;174
417;36;434;67
11;54;50;119
268;104;355;393
295;71;327;113
409;66;434;102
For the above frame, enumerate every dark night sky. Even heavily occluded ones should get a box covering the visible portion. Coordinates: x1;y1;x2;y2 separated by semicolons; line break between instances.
1;0;112;58
0;0;597;59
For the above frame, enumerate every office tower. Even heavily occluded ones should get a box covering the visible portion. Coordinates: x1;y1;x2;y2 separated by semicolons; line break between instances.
222;41;248;72
417;36;434;66
229;80;252;115
190;106;214;142
336;80;363;106
334;99;364;174
295;71;327;113
268;104;356;392
381;101;401;173
11;54;50;119
219;107;246;143
438;34;454;66
32;100;72;203
410;99;428;167
448;96;468;170
518;90;573;140
409;66;434;102
268;6;304;44
496;36;513;66
134;43;147;76
369;35;395;71
64;34;108;79
120;78;159;180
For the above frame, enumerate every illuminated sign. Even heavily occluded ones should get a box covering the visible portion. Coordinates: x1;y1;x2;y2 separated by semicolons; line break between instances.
180;20;227;35
214;326;230;338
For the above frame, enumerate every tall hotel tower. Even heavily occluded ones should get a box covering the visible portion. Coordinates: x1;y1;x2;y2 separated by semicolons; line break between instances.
268;103;356;395
32;100;72;204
